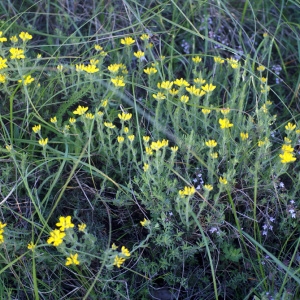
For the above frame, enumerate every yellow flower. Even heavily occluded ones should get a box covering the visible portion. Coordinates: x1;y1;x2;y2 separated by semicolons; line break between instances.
73;105;88;115
111;243;118;250
186;85;206;96
220;108;230;115
258;140;265;147
83;64;99;73
19;32;33;41
143;136;150;143
202;108;211;115
284;137;292;144
101;99;108;107
140;34;150;41
65;253;80;266
153;92;166;101
111;77;125;87
134;51;145;59
202;83;216;93
124;127;129;134
260;85;270;93
118;112;132;121
128;135;135;142
279;152;296;163
117;136;125;143
56;216;75;231
38;138;48;147
85;113;94;119
260;77;267;83
240;132;249;140
219;177;228;185
69;118;76;124
121;246;131;257
203;184;213;191
0;57;8;70
285;122;296;131
159;81;173;90
50;116;57;123
194;78;206;85
32;124;41;133
174;78;190;87
257;65;266;72
90;59;99;65
94;44;103;51
0;222;7;230
210;152;218;159
140;218;151;226
5;145;12;152
0;74;6;83
0;31;7;42
47;229;66;246
150;139;168;151
143;163;149;172
78;223;86;232
169;88;179;96
10;35;18;43
179;186;196;197
227;58;239;69
108;63;121;73
75;64;85;72
27;242;36;250
205;140;217;148
219;118;233;129
120;37;135;46
171;146;178;152
192;56;202;63
180;95;189;103
214;56;225;64
18;75;34;85
104;122;115;129
113;255;125;268
57;64;64;71
144;67;157;75
9;48;25;59
281;144;294;153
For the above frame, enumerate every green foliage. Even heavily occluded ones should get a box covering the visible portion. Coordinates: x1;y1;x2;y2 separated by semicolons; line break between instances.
0;0;299;299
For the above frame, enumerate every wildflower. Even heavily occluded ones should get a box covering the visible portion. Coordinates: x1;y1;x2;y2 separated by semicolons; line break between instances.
32;124;41;133
153;92;166;101
27;242;36;250
94;44;103;51
113;255;125;268
85;113;94;119
144;67;157;75
75;64;85;72
121;246;130;257
47;229;66;246
117;136;125;143
0;74;6;83
143;163;149;172
220;108;230;115
260;77;267;83
0;32;7;42
84;64;99;73
219;118;233;129
5;145;12;152
50;116;57;123
104;122;115;129
128;135;135;142
78;223;86;232
10;35;18;43
140;34;150;41
192;56;202;63
134;50;145;59
171;146;178;152
227;58;239;69
140;218;151;226
118;112;132;121
210;152;218;159
124;127;129;134
201;83;216;93
0;222;7;231
18;75;34;85
57;64;64;71
159;81;173;90
186;85;201;96
10;48;25;59
111;243;118;250
143;136;150;143
145;147;153;155
111;77;125;87
214;56;225;64
205;140;217;148
203;184;213;191
284;137;292;144
107;63;120;73
285;122;296;131
150;139;168;151
174;78;190;87
257;65;266;72
69;118;76;124
19;32;33;42
258;140;265;147
120;37;135;46
101;99;108;107
73;105;88;115
65;253;80;266
219;177;228;185
179;186;196;197
169;89;179;95
260;85;270;93
38;138;48;147
194;78;206;85
240;132;249;140
279;152;296;163
0;57;8;70
90;59;99;65
202;108;211;115
56;216;75;231
180;95;189;103
97;111;104;117
281;144;294;153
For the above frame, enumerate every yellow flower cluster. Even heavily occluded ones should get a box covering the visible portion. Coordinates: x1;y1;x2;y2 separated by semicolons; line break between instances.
150;139;169;151
179;186;196;197
279;143;296;164
0;222;7;244
113;245;131;268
